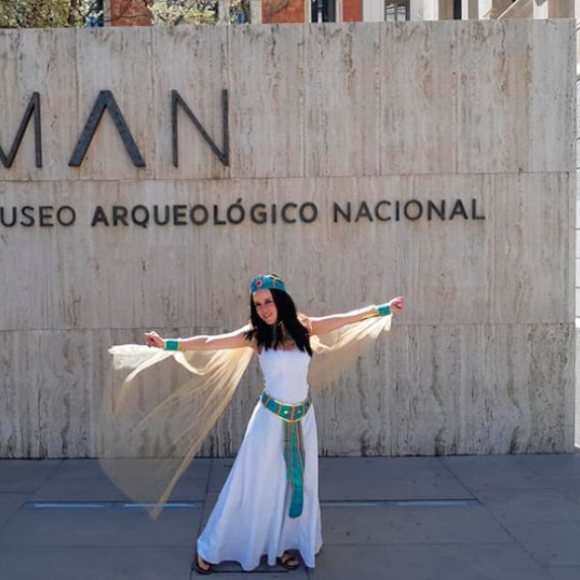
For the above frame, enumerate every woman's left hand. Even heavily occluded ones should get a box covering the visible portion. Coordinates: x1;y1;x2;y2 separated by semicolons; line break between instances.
389;296;405;314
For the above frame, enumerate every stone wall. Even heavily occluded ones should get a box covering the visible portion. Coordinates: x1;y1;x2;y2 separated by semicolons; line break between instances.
0;21;575;457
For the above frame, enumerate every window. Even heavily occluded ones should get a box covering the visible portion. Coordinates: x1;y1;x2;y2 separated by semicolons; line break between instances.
384;1;409;22
311;0;337;23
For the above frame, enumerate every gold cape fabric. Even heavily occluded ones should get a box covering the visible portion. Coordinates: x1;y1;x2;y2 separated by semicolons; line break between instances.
98;315;392;518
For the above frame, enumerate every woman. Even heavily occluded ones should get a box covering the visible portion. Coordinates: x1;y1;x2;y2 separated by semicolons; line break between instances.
144;274;404;574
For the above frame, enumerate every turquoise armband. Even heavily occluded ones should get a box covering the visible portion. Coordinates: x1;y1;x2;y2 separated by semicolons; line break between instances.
376;303;392;317
164;339;181;351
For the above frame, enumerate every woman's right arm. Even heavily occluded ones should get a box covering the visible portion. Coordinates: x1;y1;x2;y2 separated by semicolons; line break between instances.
144;326;253;352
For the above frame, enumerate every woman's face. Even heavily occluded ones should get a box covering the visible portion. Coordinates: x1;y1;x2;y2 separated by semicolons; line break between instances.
253;289;278;326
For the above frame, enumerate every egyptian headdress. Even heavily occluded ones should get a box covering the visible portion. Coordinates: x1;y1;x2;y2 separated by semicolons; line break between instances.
98;276;392;518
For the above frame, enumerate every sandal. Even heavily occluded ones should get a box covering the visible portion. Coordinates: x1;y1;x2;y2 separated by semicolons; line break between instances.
277;552;300;570
194;553;213;575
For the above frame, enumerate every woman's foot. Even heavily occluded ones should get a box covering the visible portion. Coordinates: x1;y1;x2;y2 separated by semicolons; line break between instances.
194;553;213;575
277;551;300;570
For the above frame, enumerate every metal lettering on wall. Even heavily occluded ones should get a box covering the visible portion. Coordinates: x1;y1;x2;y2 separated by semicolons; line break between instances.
0;92;42;168
0;199;485;228
0;90;229;169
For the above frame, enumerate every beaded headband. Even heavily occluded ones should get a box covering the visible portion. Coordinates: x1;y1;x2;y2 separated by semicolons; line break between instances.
249;275;287;294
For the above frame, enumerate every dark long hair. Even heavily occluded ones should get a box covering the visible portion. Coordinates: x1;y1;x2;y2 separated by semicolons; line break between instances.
244;288;312;356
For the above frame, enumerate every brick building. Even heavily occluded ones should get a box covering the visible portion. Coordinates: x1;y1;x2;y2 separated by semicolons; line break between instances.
106;0;152;26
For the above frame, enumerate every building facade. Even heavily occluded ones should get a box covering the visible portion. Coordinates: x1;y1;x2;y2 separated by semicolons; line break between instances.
105;0;576;25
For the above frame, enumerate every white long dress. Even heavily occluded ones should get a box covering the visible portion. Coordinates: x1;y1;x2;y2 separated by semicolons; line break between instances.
196;347;323;571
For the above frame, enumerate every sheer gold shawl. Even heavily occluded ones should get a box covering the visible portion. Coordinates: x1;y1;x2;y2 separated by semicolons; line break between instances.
98;315;392;518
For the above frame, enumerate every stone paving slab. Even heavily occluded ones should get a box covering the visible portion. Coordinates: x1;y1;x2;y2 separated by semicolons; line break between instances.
0;459;62;493
30;477;131;502
207;458;234;492
547;567;580;580
318;457;474;501
0;493;28;528
475;488;580;523
41;458;211;501
519;454;580;479
0;545;193;580
441;456;549;491
500;521;580;567
321;502;513;545
208;457;476;501
517;455;580;497
309;544;551;580
51;458;212;481
170;476;212;502
0;504;201;547
50;459;112;480
552;483;580;505
198;491;219;529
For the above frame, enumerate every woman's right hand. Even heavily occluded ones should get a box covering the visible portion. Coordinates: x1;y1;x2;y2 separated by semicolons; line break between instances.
144;330;164;349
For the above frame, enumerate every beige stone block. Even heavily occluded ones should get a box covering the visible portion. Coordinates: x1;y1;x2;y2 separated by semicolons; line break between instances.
0;29;79;181
568;175;576;321
75;28;154;181
529;19;576;172
0;320;574;459
386;323;574;457
384;324;463;456
380;21;458;175
491;173;573;324
314;344;387;456
462;323;574;455
0;330;94;458
228;25;306;178
319;322;573;456
150;26;229;180
304;23;381;177
526;323;575;452
357;173;493;326
0;332;29;457
457;21;530;173
0;181;116;331
460;324;533;455
0;173;571;331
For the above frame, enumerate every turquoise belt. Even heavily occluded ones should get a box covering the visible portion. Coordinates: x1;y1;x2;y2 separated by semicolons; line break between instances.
260;390;312;518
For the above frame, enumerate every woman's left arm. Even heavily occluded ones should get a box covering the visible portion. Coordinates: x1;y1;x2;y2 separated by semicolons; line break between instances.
308;296;404;336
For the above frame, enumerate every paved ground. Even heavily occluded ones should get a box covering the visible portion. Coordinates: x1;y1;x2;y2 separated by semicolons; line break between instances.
1;454;580;580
